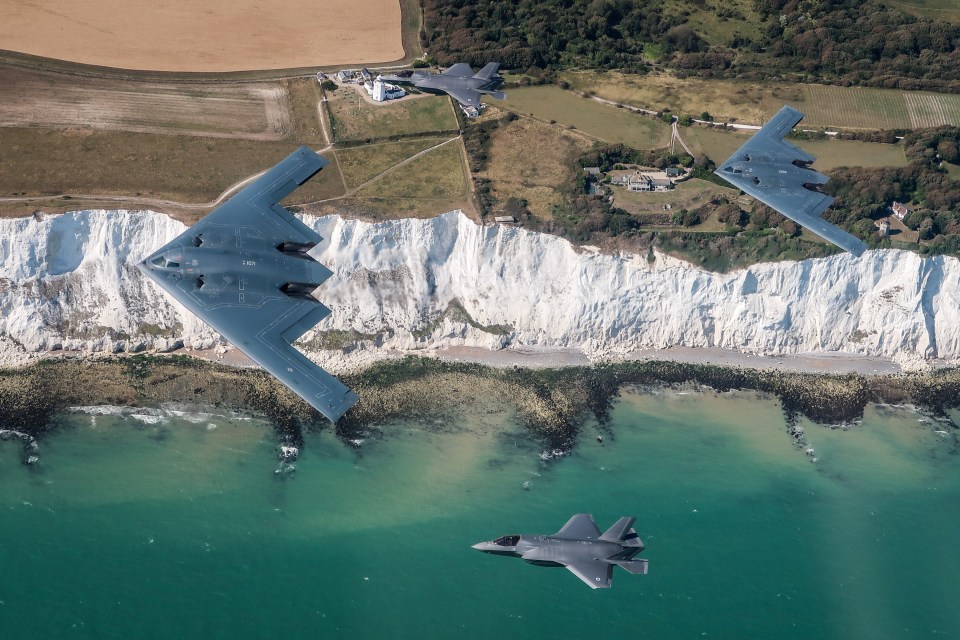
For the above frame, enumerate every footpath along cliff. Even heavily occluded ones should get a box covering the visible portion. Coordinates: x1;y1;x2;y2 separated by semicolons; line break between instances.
1;209;958;370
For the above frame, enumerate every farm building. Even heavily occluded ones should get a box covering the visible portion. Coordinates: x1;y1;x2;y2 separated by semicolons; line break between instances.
337;69;355;83
892;201;909;220
627;174;673;192
363;77;406;102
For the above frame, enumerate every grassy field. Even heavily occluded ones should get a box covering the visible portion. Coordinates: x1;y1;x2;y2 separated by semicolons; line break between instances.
563;72;960;130
283;77;326;144
0;128;344;216
683;126;909;169
308;139;472;219
499;86;671;150
336;137;451;189
326;90;458;142
353;141;467;199
671;0;765;46
889;0;960;22
611;179;736;217
478;115;594;221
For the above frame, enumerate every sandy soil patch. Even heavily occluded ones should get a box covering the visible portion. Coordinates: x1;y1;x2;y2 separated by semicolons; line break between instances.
0;0;403;71
0;68;291;140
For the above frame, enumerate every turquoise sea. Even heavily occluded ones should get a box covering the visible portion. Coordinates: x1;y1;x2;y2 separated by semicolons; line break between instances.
1;390;959;639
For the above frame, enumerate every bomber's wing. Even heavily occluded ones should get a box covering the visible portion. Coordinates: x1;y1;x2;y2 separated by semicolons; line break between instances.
553;514;602;540
715;106;868;256
145;270;357;422
192;146;325;247
566;560;614;589
442;63;475;77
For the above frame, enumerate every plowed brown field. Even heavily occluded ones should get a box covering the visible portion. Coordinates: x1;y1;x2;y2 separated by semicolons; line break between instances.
0;0;402;71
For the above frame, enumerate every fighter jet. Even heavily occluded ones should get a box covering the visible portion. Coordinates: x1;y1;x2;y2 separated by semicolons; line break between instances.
714;105;868;256
472;514;648;589
138;147;359;423
381;62;505;108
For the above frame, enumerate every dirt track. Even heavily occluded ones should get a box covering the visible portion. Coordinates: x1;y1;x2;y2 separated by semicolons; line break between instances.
0;0;403;72
0;68;293;140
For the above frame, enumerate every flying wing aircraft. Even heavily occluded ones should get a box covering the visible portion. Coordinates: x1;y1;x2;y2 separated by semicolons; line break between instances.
472;514;648;589
714;105;868;256
138;147;359;423
381;62;505;108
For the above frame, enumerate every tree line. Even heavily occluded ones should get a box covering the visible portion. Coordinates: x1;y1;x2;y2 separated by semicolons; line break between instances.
419;0;960;91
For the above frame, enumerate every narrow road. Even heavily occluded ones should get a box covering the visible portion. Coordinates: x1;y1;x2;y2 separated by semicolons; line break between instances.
671;120;695;157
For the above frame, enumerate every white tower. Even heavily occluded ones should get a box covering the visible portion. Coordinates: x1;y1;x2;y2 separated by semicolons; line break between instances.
372;76;387;102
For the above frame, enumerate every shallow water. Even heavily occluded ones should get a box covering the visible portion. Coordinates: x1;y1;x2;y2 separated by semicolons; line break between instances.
1;391;958;639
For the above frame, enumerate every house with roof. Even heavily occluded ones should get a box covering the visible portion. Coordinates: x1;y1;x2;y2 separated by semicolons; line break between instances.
892;201;909;220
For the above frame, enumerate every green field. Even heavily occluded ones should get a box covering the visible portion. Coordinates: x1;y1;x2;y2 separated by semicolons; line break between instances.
684;126;908;169
353;140;467;199
889;0;960;22
336;137;450;189
564;72;960;130
325;90;458;142
499;86;671;150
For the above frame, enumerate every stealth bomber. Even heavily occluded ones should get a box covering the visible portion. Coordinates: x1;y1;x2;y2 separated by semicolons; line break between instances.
472;514;648;589
714;105;868;256
381;62;505;108
137;147;359;423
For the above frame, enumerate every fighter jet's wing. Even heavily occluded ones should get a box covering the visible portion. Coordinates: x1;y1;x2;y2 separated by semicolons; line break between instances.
565;561;614;589
442;63;475;77
444;86;482;107
715;106;867;256
553;514;602;539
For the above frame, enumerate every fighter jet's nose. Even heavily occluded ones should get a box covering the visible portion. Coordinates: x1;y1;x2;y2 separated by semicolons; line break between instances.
471;542;496;553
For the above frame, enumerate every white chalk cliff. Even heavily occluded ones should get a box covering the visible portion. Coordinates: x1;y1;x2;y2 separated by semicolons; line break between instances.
1;209;958;370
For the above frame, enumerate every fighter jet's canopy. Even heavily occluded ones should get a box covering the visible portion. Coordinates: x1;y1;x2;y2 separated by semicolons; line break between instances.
493;535;520;546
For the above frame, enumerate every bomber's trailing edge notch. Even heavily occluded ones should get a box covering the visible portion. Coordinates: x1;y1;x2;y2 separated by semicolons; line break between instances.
138;147;359;423
714;105;868;256
382;62;505;108
472;514;648;589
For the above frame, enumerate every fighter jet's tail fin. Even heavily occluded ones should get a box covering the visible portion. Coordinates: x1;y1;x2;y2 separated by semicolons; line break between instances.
473;62;500;80
601;517;641;543
605;558;649;575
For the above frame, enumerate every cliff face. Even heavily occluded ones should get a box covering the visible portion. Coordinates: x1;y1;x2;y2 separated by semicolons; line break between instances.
1;209;958;369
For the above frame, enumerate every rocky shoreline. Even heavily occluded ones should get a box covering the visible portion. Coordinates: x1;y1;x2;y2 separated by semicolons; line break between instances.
2;355;958;462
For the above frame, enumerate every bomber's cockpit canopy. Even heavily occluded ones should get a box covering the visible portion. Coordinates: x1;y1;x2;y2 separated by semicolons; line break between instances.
493;535;520;547
149;254;181;269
